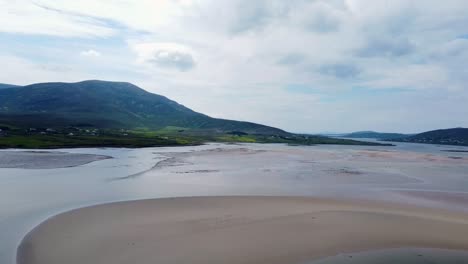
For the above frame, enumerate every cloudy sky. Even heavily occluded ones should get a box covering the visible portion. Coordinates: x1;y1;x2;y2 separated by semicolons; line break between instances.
1;0;468;133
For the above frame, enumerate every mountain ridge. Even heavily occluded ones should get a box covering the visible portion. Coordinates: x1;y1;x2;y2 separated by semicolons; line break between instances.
0;80;287;135
0;80;394;148
0;83;19;89
387;127;468;146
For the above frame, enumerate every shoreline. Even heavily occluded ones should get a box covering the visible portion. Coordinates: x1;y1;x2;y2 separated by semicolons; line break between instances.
0;150;113;169
17;196;468;264
0;140;391;150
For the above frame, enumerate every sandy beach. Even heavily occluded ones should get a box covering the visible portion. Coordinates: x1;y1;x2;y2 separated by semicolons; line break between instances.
17;196;468;264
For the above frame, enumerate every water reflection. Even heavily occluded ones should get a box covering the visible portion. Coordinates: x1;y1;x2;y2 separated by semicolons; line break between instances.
2;142;468;264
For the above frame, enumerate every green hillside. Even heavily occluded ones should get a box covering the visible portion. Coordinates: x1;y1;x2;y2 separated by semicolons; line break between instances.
0;83;19;89
0;80;286;134
0;80;388;148
388;128;468;146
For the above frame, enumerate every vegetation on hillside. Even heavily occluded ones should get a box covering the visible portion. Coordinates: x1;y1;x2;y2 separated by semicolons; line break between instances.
0;125;390;149
0;80;286;135
0;80;392;148
0;83;19;89
387;128;468;146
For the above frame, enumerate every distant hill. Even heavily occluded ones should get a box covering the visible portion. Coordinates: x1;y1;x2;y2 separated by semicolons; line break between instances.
344;131;410;140
0;83;19;89
0;80;393;148
388;128;468;146
0;80;288;135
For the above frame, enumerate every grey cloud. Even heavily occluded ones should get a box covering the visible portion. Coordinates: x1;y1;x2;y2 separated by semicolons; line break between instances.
431;39;468;59
357;37;413;57
229;1;272;34
228;1;342;35
228;0;300;34
148;50;195;71
38;64;73;73
318;64;360;79
296;2;342;33
277;53;306;65
303;10;341;33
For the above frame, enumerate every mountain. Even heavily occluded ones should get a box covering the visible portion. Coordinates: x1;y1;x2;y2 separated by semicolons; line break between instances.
344;131;410;140
0;80;391;148
388;128;468;146
0;80;287;135
0;83;19;89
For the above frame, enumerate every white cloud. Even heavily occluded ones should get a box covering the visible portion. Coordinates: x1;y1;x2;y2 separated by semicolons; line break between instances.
0;1;115;37
132;42;195;71
2;0;468;132
80;49;101;57
0;55;89;85
0;0;193;37
364;64;450;90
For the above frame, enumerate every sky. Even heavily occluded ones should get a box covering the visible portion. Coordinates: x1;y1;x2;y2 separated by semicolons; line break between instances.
1;0;468;133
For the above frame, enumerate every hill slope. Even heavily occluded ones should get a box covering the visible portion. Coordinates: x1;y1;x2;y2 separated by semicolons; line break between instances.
0;83;19;89
344;131;410;140
388;128;468;146
0;80;286;135
0;80;390;148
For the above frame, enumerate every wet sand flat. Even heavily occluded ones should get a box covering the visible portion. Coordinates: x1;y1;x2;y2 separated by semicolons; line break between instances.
0;151;111;169
309;248;468;264
17;196;468;264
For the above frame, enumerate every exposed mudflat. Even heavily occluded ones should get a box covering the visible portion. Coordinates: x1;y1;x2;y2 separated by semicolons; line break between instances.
0;151;112;169
2;142;468;264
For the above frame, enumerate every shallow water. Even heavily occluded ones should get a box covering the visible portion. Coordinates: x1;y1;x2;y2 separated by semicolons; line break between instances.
309;248;468;264
0;150;111;169
2;142;468;264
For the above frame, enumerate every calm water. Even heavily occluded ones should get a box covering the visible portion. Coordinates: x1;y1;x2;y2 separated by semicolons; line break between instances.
309;248;468;264
2;142;468;264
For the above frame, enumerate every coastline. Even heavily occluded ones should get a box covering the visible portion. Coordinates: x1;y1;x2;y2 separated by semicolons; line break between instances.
0;150;112;169
17;196;468;264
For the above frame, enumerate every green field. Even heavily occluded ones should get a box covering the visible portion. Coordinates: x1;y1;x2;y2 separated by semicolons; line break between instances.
0;126;391;149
